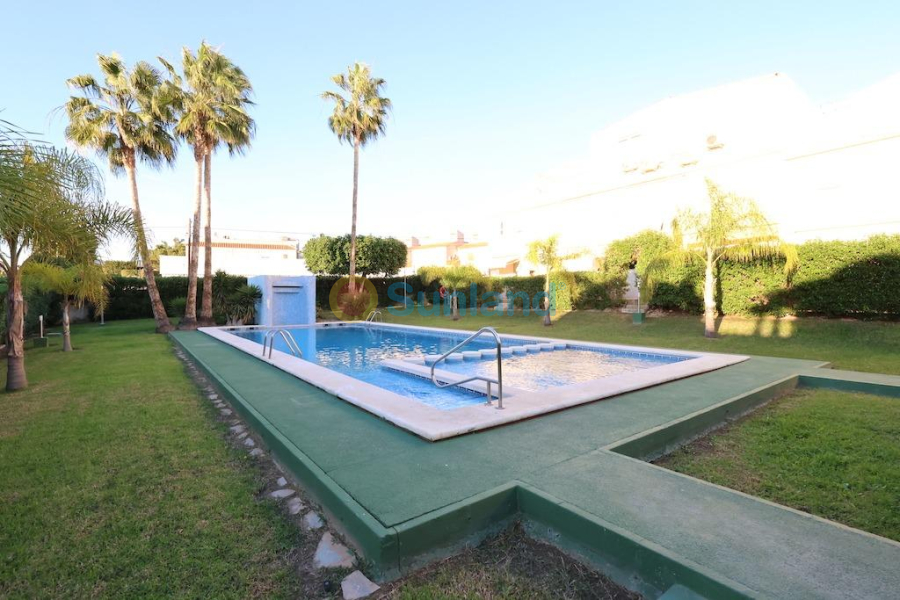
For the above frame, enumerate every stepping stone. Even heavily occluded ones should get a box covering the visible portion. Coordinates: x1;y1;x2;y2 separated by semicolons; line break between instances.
220;408;232;416
238;431;248;440
243;437;256;448
302;511;324;531
341;570;380;599
208;393;218;400
287;497;305;515
249;448;264;458
229;425;245;434
214;403;225;409
313;532;354;569
269;488;295;500
276;476;288;487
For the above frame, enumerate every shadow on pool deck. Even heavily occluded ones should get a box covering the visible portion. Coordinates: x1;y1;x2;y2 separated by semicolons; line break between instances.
172;330;900;599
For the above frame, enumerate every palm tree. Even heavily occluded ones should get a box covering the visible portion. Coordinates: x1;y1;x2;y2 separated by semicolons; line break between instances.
322;63;391;293
527;235;582;326
0;129;130;389
419;265;482;321
160;42;255;327
64;54;177;334
24;261;110;352
667;179;798;337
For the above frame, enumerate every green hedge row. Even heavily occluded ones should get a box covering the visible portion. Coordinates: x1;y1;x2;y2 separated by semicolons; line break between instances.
646;235;900;317
105;274;248;321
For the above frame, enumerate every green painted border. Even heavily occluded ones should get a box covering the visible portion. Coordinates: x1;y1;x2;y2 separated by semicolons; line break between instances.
173;334;900;596
517;484;756;599
171;335;402;578
609;375;800;461
799;374;900;397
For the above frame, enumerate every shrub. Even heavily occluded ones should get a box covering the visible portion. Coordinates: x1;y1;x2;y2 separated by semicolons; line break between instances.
168;297;187;318
303;234;407;277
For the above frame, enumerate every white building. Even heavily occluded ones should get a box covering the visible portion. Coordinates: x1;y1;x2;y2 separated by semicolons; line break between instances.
159;234;309;277
491;72;900;266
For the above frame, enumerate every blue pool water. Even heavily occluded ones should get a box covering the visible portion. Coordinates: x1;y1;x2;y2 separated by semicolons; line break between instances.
230;324;689;410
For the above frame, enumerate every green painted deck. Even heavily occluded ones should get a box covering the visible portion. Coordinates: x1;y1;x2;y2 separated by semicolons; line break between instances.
172;331;900;599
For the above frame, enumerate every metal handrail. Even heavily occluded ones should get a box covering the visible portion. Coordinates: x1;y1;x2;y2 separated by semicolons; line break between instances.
430;327;504;409
365;309;383;322
261;329;303;360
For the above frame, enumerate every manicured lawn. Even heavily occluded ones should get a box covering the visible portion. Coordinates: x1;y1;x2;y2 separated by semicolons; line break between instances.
0;320;301;598
657;388;900;542
382;310;900;374
1;319;638;599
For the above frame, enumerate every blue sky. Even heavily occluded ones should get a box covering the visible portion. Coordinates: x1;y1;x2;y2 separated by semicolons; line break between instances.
4;1;900;258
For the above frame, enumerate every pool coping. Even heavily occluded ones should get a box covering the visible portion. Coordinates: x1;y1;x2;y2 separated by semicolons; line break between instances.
199;322;749;441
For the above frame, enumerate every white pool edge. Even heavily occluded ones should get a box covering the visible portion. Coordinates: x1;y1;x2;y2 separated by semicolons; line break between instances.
199;323;749;441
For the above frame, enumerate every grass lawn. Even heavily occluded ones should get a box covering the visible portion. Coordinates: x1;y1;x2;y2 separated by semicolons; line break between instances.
380;309;900;374
0;320;302;598
657;388;900;542
1;319;639;599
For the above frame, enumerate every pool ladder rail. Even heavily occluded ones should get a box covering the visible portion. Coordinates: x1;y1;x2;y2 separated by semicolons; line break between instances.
261;328;303;360
365;309;383;323
430;327;504;409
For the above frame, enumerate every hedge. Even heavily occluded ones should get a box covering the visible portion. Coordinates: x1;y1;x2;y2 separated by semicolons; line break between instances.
105;274;247;321
644;235;900;318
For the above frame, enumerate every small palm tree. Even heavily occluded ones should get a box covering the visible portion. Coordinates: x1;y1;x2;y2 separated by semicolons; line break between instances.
667;179;798;337
322;63;391;292
419;265;482;321
25;261;110;352
160;42;255;327
527;235;582;326
64;54;176;334
1;128;130;389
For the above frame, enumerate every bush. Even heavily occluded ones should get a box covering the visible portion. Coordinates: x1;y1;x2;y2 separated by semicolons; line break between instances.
168;297;187;318
601;233;900;318
104;274;247;321
303;234;407;277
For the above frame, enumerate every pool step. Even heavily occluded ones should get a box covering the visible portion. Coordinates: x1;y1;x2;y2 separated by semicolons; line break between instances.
422;342;568;365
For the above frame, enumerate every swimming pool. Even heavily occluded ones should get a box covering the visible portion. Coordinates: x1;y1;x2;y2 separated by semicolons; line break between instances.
202;322;748;440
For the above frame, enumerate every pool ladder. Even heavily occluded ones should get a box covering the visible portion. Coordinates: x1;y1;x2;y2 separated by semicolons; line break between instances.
430;327;504;409
261;329;303;360
365;309;383;323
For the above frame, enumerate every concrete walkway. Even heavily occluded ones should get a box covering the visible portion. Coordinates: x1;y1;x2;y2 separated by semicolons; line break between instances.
172;331;900;599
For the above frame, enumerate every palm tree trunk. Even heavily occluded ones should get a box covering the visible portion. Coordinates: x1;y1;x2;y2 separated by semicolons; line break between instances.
543;271;552;326
5;244;27;391
200;150;214;325
61;299;72;352
703;252;718;338
124;160;172;333
451;294;459;321
348;139;360;293
180;150;203;330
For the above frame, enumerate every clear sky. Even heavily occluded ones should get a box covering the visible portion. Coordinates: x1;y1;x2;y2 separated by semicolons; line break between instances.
3;1;900;258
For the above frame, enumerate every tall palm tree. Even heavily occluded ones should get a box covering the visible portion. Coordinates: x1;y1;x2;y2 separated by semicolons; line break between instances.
64;54;177;333
160;42;254;328
527;235;583;326
322;63;391;293
1;129;130;389
667;179;798;338
24;261;111;352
